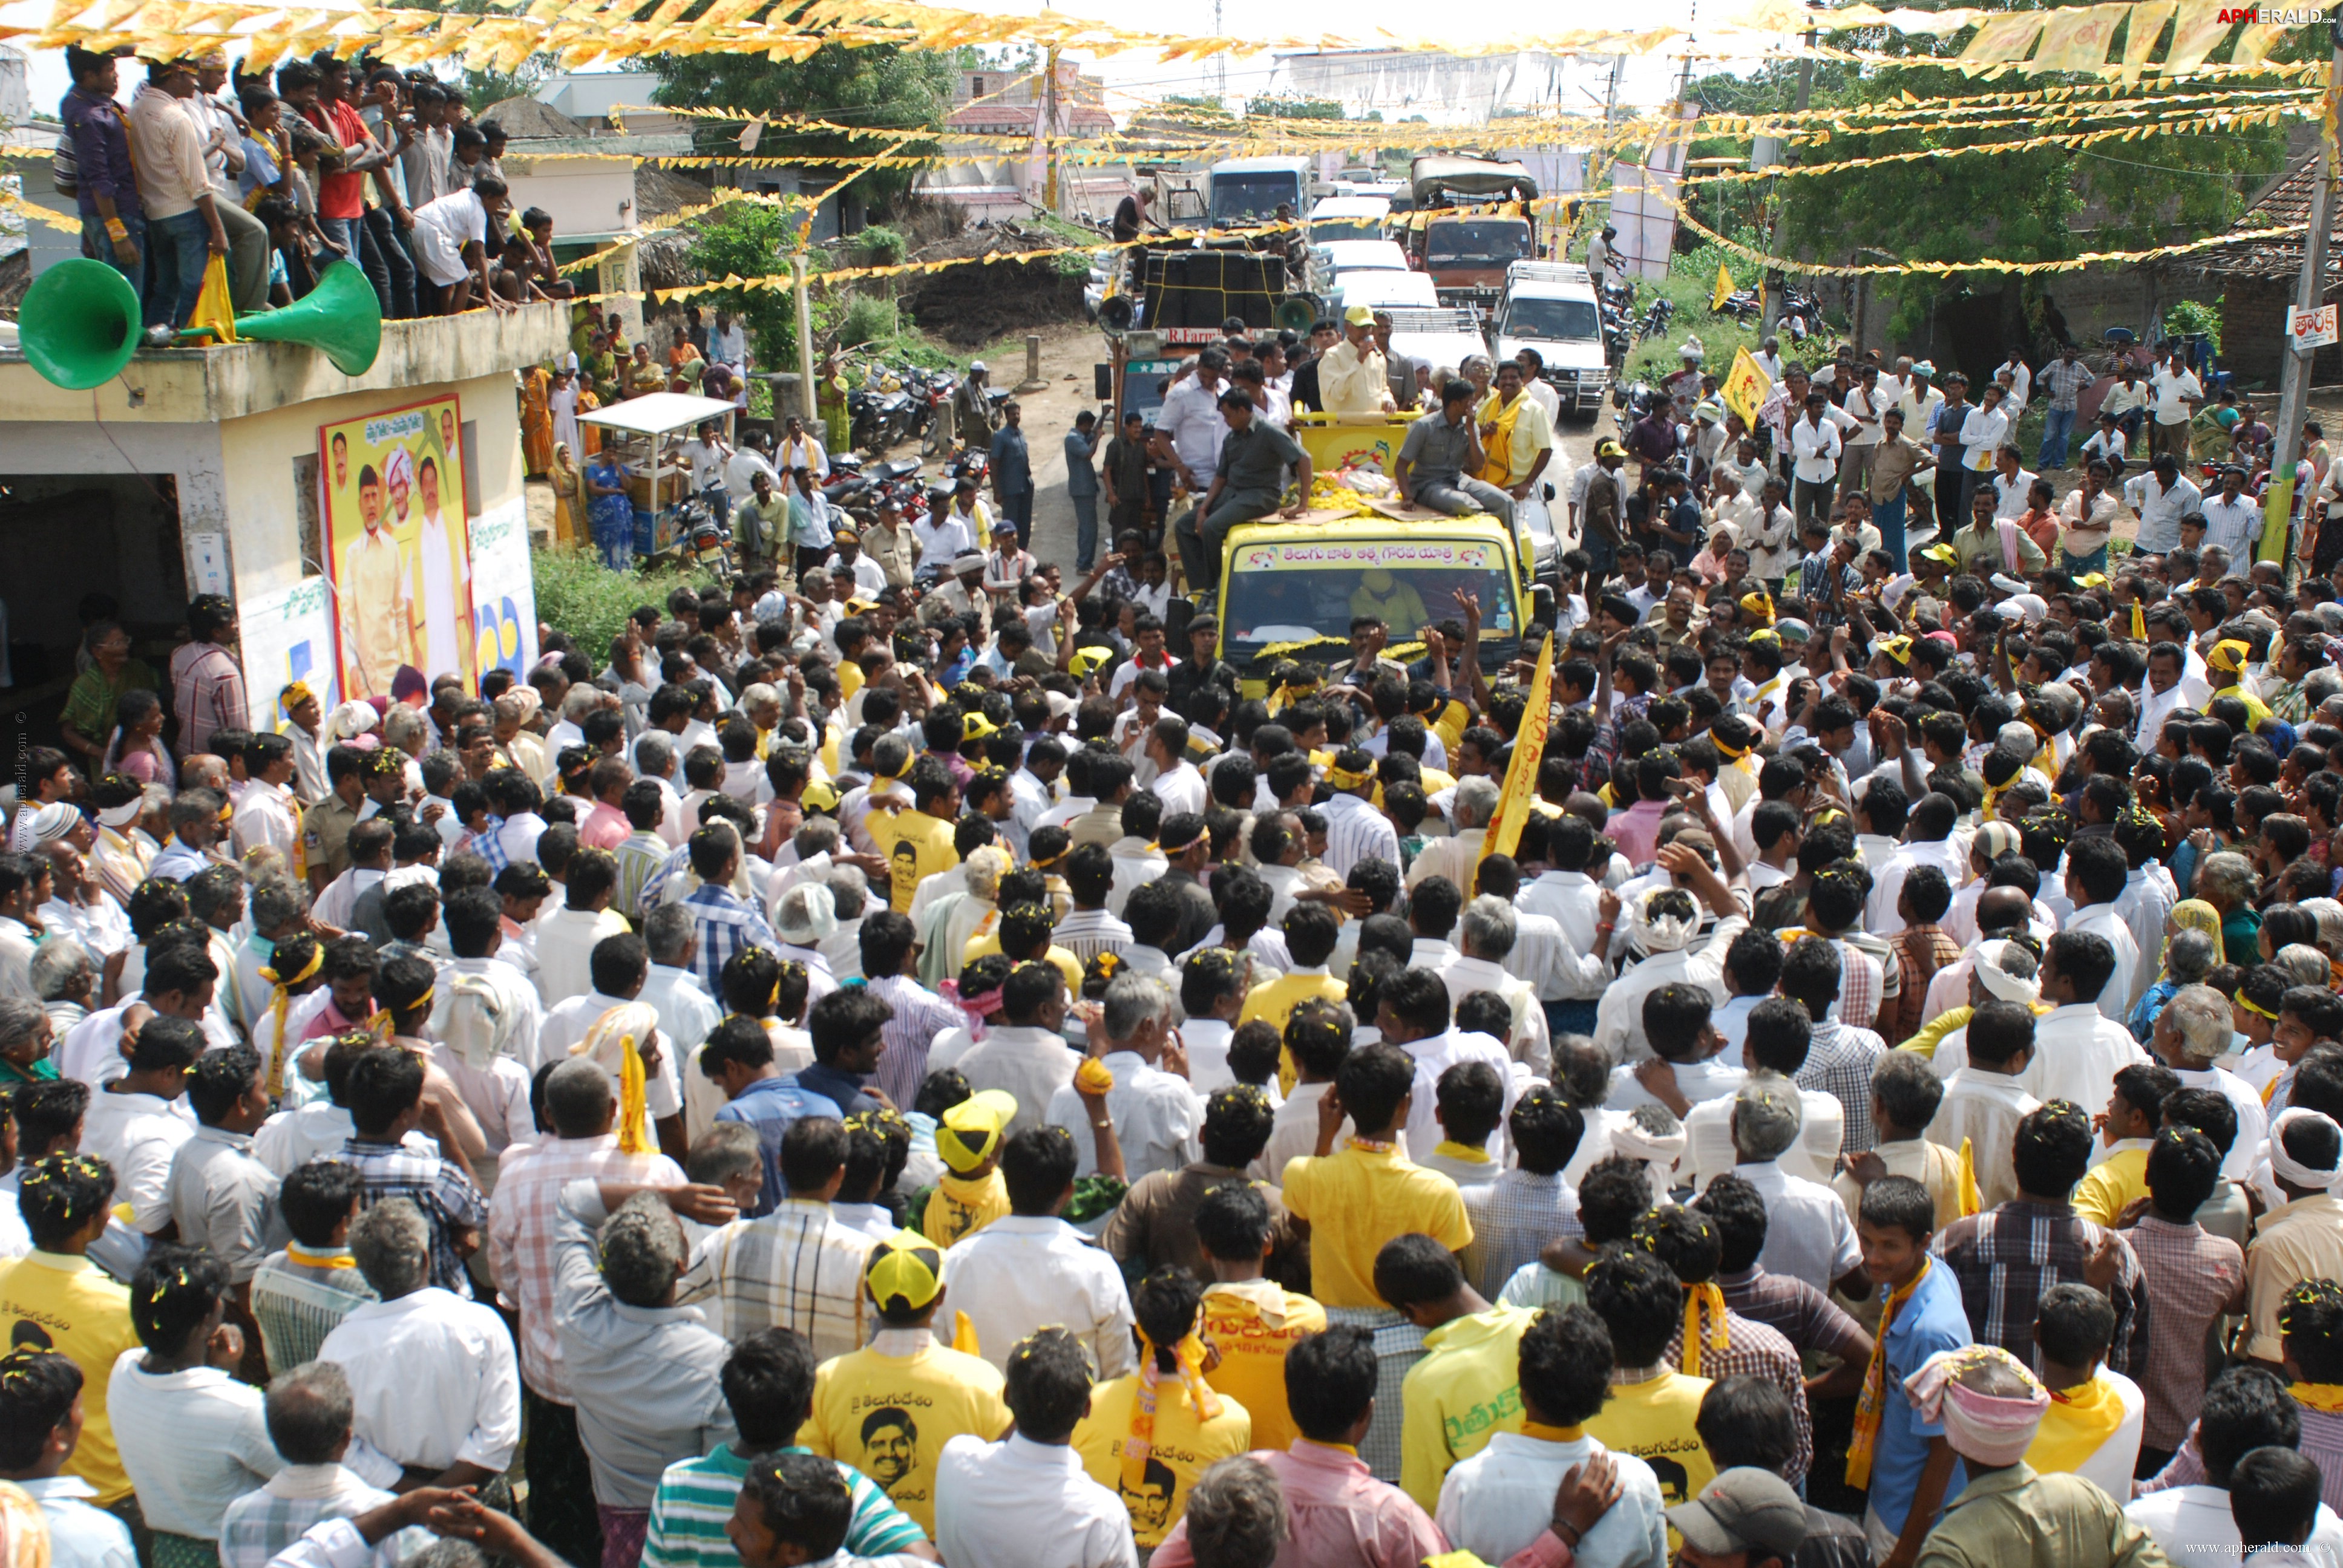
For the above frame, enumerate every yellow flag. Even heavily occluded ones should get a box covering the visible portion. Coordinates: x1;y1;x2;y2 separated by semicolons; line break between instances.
1721;345;1771;427
187;251;238;345
1712;262;1735;313
2260;472;2295;567
2031;2;2122;73
1480;632;1555;875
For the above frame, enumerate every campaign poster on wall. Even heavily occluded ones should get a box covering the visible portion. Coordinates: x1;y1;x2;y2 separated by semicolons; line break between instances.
320;396;476;700
466;496;539;685
239;576;340;730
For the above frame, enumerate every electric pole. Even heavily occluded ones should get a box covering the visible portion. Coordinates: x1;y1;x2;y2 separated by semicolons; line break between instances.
1760;7;1819;338
2269;22;2343;576
1214;0;1227;103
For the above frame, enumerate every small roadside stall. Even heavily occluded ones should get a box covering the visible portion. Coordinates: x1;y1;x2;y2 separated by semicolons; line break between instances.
578;391;743;558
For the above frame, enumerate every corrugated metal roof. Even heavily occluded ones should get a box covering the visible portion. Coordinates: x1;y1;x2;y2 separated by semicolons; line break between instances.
2191;152;2339;284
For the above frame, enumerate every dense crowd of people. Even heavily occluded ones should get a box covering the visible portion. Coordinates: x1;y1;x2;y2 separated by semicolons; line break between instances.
62;45;569;334
18;312;2343;1568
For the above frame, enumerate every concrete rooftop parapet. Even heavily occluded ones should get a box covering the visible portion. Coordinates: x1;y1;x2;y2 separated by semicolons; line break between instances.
0;301;571;424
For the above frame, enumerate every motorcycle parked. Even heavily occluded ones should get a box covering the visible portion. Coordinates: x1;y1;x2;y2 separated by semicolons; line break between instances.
1636;296;1676;344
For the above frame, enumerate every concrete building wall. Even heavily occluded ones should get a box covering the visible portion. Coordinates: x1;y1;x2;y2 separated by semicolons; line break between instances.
214;368;529;603
500;155;642;243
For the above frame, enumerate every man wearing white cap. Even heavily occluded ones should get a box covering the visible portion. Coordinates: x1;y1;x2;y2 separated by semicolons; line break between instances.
2241;1108;2343;1365
1317;306;1394;416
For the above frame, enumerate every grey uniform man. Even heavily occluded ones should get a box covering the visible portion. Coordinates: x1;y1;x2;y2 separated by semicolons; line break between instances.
1394;377;1516;526
1179;391;1312;592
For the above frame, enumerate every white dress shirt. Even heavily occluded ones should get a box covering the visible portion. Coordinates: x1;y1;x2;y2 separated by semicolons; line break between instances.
955;1025;1081;1138
2019;1000;2148;1111
939;1214;1136;1378
107;1353;283;1537
934;1433;1138;1568
1044;1050;1202;1185
316;1289;522;1474
2172;1063;2268;1181
1732;1158;1862;1294
1594;918;1747;1065
1789;415;1843;485
2125;1487;2343;1563
82;1088;196;1233
1926;1071;2042;1212
1399;1027;1518;1165
1684;1080;1843;1191
1517;871;1614;1002
1435;1430;1667;1568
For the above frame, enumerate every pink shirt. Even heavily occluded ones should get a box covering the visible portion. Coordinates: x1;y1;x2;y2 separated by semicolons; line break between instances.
1607;799;1668;872
1149;1441;1447;1568
577;802;631;852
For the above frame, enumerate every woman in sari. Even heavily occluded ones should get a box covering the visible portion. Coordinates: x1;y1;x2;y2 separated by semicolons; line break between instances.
548;443;583;547
585;446;635;570
103;688;177;789
59;621;157;769
519;364;555;477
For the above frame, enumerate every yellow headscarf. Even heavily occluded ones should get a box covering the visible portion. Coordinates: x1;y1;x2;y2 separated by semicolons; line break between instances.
257;942;325;1099
575;1001;658;1155
2207;639;2252;676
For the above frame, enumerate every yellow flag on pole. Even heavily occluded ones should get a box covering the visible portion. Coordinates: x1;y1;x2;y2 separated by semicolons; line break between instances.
1479;632;1555;876
1721;346;1771;427
1712;263;1735;313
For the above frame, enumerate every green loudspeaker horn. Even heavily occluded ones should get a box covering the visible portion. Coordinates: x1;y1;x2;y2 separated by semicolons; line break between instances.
1274;294;1319;333
235;259;382;376
18;258;142;391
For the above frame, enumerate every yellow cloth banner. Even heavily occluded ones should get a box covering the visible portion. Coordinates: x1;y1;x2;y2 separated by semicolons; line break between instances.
1712;262;1735;312
1722;346;1772;426
2165;0;2238;74
1480;632;1555;874
2032;4;2122;73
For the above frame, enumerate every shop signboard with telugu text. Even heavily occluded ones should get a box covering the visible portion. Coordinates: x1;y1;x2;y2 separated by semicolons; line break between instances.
467;496;540;685
2291;303;2338;353
319;396;476;701
238;577;340;731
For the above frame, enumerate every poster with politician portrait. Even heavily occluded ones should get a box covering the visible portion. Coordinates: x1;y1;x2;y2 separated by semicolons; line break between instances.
320;396;476;701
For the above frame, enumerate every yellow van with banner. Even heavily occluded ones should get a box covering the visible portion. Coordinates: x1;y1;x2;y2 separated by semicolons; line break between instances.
1213;512;1538;696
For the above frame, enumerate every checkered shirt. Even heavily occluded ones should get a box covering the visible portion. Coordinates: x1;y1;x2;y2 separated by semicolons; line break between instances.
472;815;510;874
1935;1200;2151;1377
680;883;780;995
1325;1305;1427;1485
218;1471;427;1568
1883;924;1963;1044
1715;1266;1874;1368
1797;1019;1886;1157
336;1138;487;1298
1460;1169;1584;1302
675;1198;877;1359
485;1134;685;1399
1662;1307;1814;1485
2125;1214;2248;1449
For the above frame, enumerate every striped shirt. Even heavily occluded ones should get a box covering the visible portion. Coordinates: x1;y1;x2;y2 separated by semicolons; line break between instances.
2141;1400;2343;1516
168;641;248;762
1319;793;1399;881
1459;1169;1583;1301
643;1444;927;1568
675;1197;876;1358
248;1247;378;1377
614;830;670;921
1051;907;1133;965
680;883;779;995
218;1465;428;1568
865;973;969;1111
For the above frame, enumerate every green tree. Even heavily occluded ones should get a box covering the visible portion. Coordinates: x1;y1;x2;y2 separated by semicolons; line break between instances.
650;42;958;206
685;200;812;367
1739;4;2296;341
1248;96;1345;121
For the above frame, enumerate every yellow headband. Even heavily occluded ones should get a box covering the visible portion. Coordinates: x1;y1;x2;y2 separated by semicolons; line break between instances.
2209;639;2251;675
2240;993;2280;1022
1326;765;1374;791
1713;734;1751;760
258;943;327;1100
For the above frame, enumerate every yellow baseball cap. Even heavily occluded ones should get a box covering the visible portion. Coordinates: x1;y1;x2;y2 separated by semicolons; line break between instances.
1343;304;1375;325
960;712;998;742
937;1089;1018;1173
1068;647;1114;679
865;1229;947;1314
801;780;841;812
